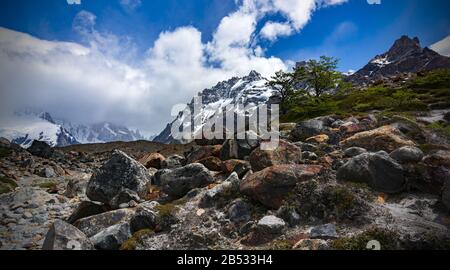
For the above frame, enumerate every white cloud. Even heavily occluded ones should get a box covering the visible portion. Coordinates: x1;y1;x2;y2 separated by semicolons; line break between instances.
67;0;81;5
119;0;142;12
260;22;293;41
430;35;450;57
0;0;350;134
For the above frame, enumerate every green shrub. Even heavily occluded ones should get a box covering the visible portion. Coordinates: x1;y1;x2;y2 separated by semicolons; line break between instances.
0;177;18;194
331;228;399;250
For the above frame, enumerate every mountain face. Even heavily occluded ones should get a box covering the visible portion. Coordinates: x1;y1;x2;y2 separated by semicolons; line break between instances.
58;120;146;144
0;112;79;148
348;35;450;84
0;111;146;148
153;71;279;144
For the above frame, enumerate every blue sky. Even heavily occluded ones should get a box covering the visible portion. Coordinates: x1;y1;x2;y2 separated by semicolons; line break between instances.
0;0;449;134
1;0;449;71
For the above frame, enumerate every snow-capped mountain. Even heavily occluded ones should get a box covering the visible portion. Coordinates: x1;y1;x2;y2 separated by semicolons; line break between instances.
153;71;279;144
0;110;147;148
0;112;79;148
349;35;450;84
58;120;146;144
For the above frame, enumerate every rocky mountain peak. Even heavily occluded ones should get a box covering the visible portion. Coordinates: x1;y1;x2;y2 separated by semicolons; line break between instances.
348;35;450;85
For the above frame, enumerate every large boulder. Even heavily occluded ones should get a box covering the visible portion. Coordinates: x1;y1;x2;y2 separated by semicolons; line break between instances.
86;150;152;206
139;152;165;169
340;125;416;152
74;208;134;237
220;139;259;160
240;164;323;209
90;222;131;250
390;146;424;164
27;140;54;158
337;151;406;194
42;220;94;250
290;118;331;142
160;163;215;198
249;140;302;172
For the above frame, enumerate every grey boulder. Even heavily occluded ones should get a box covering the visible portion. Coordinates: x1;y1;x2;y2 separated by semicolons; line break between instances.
86;150;151;206
42;220;94;250
160;163;214;198
337;151;406;194
390;146;424;164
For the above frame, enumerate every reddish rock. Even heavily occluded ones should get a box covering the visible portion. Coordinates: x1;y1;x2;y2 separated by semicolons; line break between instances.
240;164;323;209
340;125;416;152
186;145;222;164
339;122;361;134
221;159;251;178
138;152;165;169
305;134;329;144
197;156;223;171
249;140;302;172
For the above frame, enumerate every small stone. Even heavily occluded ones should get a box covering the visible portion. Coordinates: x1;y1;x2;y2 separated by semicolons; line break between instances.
310;223;338;239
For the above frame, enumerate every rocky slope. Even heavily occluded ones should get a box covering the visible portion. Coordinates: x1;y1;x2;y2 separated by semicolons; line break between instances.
348;36;450;85
1;107;449;250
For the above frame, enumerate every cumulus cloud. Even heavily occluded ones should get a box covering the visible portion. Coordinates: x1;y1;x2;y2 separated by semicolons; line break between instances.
0;0;349;135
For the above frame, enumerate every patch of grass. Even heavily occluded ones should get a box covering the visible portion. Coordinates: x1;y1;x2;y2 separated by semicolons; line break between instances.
0;177;18;195
36;181;57;190
428;122;450;138
270;240;294;250
154;203;179;218
120;229;155;251
331;228;399;250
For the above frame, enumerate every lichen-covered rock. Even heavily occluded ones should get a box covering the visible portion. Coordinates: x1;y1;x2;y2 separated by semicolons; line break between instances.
161;155;186;169
390;146;424;164
129;202;159;233
86;150;152;206
42;220;94;250
160;163;214;198
90;222;131;250
242;216;286;246
138;152;165;169
75;208;134;237
240;164;323;209
199;172;240;208
227;198;252;223
249;140;302;172
310;223;338;239
290;118;331;142
340;125;416;152
337;151;406;194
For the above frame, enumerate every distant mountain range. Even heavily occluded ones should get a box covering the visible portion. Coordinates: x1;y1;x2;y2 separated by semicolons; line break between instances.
0;110;148;148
